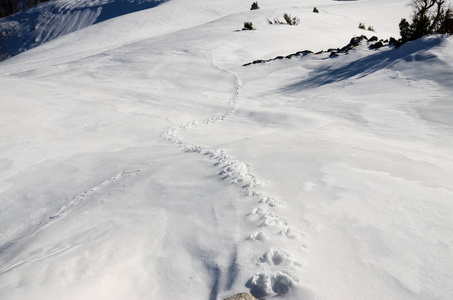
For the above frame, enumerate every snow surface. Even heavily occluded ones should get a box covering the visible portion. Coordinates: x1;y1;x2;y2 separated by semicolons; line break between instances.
1;0;453;299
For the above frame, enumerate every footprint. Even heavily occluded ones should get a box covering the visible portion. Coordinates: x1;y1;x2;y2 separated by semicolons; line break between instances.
53;169;140;219
281;227;304;240
250;207;266;216
259;248;290;265
259;197;281;207
260;214;287;227
242;178;261;188
246;271;295;297
248;231;266;241
272;272;294;294
249;208;287;227
247;190;262;197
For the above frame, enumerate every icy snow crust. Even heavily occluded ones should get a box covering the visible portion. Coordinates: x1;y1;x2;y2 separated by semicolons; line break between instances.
1;0;453;299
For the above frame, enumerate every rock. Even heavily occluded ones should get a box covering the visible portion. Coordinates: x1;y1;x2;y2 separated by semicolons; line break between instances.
369;41;384;49
243;59;266;66
224;292;258;300
389;37;398;45
295;50;313;56
349;35;367;46
340;44;354;53
329;51;339;57
369;35;378;42
392;38;404;47
349;36;361;46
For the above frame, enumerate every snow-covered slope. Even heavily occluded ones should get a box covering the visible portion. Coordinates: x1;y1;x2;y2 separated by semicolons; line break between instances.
0;0;168;59
1;0;452;299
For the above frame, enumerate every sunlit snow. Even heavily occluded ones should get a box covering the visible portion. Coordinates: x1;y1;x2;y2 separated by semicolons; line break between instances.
1;0;452;299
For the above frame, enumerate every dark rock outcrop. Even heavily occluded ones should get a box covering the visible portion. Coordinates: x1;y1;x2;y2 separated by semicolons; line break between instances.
243;34;398;66
369;41;384;49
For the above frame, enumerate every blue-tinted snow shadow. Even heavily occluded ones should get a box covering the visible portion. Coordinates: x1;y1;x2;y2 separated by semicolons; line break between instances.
0;0;168;59
281;35;449;92
94;0;168;24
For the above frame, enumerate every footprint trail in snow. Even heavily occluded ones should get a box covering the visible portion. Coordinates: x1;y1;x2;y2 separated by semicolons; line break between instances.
0;169;141;276
162;36;309;298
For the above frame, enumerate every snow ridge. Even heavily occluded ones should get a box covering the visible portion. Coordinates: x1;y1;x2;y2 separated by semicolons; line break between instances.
162;36;308;298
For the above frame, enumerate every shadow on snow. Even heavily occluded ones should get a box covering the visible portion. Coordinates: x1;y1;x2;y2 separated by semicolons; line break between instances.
281;35;451;92
0;0;168;60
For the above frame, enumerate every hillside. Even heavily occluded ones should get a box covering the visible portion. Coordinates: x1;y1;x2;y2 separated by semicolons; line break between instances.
0;0;166;59
0;0;452;299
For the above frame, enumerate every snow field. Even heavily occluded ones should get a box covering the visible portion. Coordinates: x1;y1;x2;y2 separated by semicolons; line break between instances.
1;0;453;299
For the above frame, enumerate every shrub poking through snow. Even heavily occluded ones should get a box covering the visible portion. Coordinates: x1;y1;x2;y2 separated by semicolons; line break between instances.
268;14;300;25
283;13;300;25
358;22;366;30
267;18;284;24
243;22;255;30
368;25;375;31
313;7;319;13
250;2;259;10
